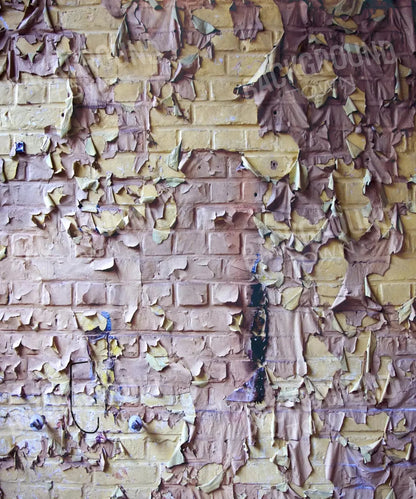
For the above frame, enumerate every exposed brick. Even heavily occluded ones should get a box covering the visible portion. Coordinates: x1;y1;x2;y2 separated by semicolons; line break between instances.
142;282;172;306
59;6;120;30
197;55;226;77
0;83;14;105
226;53;267;77
212;31;240;51
16;81;47;105
0;2;413;496
208;232;241;254
242;232;263;256
8;105;62;130
379;282;412;306
0;280;9;304
210;78;242;101
92;463;160;486
75;282;106;305
174;231;206;255
107;283;140;306
9;281;41;304
211;283;240;304
42;282;72;306
240;31;273;52
113;81;143;103
213;129;246;150
209;180;241;202
142;232;172;256
174;182;210;204
180;129;211;150
193;101;258;126
176;283;208;306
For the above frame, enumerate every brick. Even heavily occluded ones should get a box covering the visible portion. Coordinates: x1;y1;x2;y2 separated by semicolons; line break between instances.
176;283;208;306
246;128;277;150
175;182;210;204
379;282;411;306
142;232;172;256
9;281;41;304
236;459;283;484
142;282;172;306
210;78;242;101
196;206;254;230
241;179;267;202
180;128;211;150
147;128;178;153
213;129;246;150
209;180;241;202
0;482;51;498
114;435;146;460
181;152;228;178
116;53;158;78
211;283;240;304
107;283;140;306
92;462;160;486
172;336;205;357
258;2;284;32
380;256;416;281
226;53;267;77
114;81;143;102
85;33;109;54
75;282;106;305
8;105;62;130
193;4;233;28
242;232;262;256
343;208;371;234
176;205;195;229
197;55;226;77
185;257;223;280
193;101;258;126
13;133;45;155
316;282;340;305
116;334;140;357
59;6;120;30
146;436;177;461
42;282;72;305
335;179;368;205
25;156;55;180
50;486;84;499
384;182;408;203
0;82;14;105
150;107;192;128
0;280;8;305
174;231;206;255
212;31;240;51
222;256;252;280
100;153;138;178
8;182;45;205
16;81;47;105
74;237;106;259
0;134;12;154
312;258;347;281
240;31;273;52
193;80;209;101
208;232;240;254
0;2;412;494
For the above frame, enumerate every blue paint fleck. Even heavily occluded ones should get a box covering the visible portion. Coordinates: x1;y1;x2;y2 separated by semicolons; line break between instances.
101;311;112;331
251;253;261;273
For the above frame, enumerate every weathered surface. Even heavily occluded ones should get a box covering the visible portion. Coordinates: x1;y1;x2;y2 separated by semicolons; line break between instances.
0;0;415;497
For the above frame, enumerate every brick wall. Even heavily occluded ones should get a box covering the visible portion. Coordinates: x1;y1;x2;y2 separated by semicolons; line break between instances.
0;0;416;497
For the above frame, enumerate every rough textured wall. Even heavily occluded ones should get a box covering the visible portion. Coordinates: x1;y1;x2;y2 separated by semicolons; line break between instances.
0;0;416;497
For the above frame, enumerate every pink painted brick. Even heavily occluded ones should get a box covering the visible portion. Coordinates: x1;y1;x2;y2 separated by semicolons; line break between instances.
176;283;208;306
208;232;240;254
